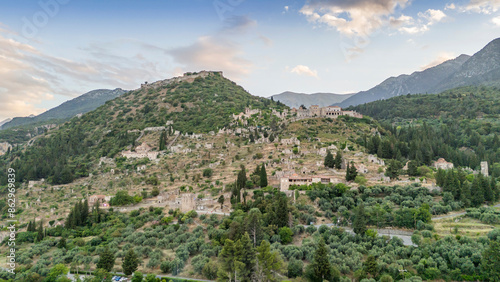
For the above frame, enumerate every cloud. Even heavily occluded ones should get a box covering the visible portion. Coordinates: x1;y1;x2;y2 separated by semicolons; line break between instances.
398;9;447;34
0;27;173;121
284;6;289;13
169;36;252;80
300;0;410;36
222;15;257;33
289;65;318;77
492;15;500;25
445;3;456;10
258;35;273;46
464;0;500;13
420;52;456;70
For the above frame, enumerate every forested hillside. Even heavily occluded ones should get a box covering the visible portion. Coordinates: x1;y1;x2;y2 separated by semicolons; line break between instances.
0;72;287;186
350;86;500;169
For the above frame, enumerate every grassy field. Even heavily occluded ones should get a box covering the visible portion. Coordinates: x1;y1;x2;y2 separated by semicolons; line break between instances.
433;215;499;239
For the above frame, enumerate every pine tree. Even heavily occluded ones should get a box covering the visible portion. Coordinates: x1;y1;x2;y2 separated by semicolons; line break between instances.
481;240;500;281
334;151;343;169
255;240;282;282
218;239;243;282
246;208;262;247
259;164;268;187
460;182;472;207
408;161;418;176
97;247;116;272
122;249;139;275
353;203;367;235
305;237;338;281
236;233;255;281
324;150;334;168
363;255;378;278
57;237;67;249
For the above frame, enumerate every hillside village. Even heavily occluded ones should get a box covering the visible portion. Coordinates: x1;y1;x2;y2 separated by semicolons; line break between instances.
14;90;491;229
1;71;500;282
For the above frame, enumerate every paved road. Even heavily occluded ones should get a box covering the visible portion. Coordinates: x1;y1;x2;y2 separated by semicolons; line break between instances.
432;203;500;220
67;272;214;282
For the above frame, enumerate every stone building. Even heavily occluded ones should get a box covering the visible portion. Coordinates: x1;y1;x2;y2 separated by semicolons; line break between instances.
289;105;363;119
433;158;454;170
481;161;489;176
280;174;340;191
122;142;159;160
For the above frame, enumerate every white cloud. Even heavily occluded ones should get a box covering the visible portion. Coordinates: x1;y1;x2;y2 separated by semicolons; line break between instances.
300;0;410;36
464;0;500;13
284;6;289;12
445;3;456;10
289;65;318;77
398;9;447;34
492;15;500;25
0;27;175;121
420;52;456;70
389;14;414;27
419;9;447;24
169;36;252;80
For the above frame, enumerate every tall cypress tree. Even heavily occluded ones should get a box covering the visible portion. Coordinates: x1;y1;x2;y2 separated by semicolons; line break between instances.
305;238;338;281
334;151;343;169
353;203;367;235
122;249;139;275
97;247;116;272
259;164;268;187
324;150;334;168
471;177;484;207
81;199;89;226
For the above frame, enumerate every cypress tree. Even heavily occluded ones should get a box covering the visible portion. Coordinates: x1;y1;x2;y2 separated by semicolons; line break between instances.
81;199;89;226
122;249;139;275
305;237;338;281
353;203;367;235
97;247;116;272
275;193;289;228
324;150;334;168
334;151;343;169
471;177;484;207
259;164;268;187
345;163;350;182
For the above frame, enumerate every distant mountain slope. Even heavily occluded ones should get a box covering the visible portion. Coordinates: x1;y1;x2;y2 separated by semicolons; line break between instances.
338;37;500;107
1;88;127;130
337;54;471;107
0;118;12;127
433;38;500;92
270;91;353;108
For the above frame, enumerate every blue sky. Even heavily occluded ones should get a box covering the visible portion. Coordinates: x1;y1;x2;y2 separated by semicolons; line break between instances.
0;0;499;121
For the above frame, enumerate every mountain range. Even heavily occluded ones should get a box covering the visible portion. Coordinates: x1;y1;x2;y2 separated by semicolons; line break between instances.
271;38;500;108
1;88;127;130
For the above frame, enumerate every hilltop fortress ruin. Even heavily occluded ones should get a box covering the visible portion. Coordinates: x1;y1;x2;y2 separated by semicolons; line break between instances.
141;70;223;90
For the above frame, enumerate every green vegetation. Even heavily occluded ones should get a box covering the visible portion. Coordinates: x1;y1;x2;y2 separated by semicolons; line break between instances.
351;86;500;169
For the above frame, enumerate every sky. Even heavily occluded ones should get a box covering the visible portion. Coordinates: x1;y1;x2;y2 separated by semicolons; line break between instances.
0;0;499;121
